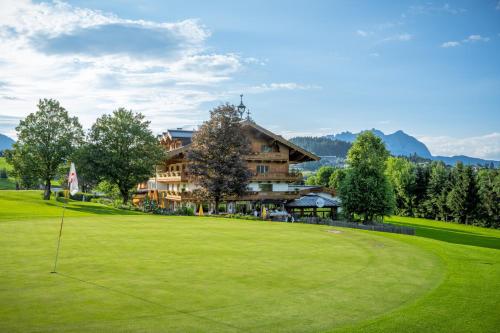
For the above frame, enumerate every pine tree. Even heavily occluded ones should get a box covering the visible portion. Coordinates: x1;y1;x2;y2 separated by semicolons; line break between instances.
425;161;451;221
188;104;252;214
447;163;479;224
477;168;500;228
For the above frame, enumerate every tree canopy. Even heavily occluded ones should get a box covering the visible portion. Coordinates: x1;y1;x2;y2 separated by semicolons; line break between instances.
6;99;83;199
84;108;163;204
188;104;251;214
338;131;395;222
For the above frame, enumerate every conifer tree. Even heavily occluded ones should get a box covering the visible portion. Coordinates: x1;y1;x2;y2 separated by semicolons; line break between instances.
447;163;479;224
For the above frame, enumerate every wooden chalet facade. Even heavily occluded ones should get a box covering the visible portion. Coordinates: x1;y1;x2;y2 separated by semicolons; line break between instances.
136;119;320;212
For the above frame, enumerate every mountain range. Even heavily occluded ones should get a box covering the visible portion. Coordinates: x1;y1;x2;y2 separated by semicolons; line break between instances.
325;129;499;167
0;133;14;152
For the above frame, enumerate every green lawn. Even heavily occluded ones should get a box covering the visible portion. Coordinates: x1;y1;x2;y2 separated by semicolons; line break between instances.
0;157;16;189
0;191;499;332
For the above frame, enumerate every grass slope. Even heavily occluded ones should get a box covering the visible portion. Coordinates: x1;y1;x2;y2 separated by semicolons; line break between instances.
0;157;15;190
0;191;499;332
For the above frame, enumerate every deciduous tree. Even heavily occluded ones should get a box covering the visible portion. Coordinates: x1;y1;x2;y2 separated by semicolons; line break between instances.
86;108;163;204
338;131;395;222
7;99;83;199
385;157;416;216
188;104;251;214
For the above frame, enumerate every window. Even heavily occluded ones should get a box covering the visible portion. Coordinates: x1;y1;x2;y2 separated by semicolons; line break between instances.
259;183;273;191
261;144;272;153
256;165;269;174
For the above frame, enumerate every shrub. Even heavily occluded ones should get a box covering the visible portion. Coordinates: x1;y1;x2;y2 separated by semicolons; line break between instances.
0;168;7;179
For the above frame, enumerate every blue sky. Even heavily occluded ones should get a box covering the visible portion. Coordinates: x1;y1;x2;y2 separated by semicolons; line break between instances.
0;0;499;159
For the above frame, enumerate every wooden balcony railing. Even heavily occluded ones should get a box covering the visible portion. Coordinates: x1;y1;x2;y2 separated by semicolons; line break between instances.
157;171;189;182
245;152;288;161
251;172;302;182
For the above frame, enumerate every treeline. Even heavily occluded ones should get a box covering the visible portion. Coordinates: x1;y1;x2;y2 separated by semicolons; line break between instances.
5;98;163;203
289;136;351;157
306;136;500;228
385;158;499;228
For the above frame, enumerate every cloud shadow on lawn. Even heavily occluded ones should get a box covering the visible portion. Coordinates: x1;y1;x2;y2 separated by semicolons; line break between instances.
393;222;500;250
45;202;142;216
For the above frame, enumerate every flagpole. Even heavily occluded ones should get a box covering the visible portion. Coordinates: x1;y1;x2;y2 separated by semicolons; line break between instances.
51;162;78;274
51;192;67;273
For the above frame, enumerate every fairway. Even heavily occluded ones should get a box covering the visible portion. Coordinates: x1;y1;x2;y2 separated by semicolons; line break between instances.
0;191;499;332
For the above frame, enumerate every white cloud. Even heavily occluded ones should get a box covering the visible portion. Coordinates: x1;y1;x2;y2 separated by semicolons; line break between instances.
441;41;460;48
380;33;413;43
356;30;372;37
247;83;321;93
440;35;490;49
408;3;466;15
419;133;500;160
463;35;490;42
0;0;265;135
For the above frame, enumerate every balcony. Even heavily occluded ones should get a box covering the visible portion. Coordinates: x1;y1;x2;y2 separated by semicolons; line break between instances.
157;171;189;182
236;191;301;201
245;152;288;162
251;171;302;182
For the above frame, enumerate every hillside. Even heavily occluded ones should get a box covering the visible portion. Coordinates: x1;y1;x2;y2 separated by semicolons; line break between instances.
326;129;432;158
0;157;15;190
289;137;351;157
0;133;14;151
325;129;499;167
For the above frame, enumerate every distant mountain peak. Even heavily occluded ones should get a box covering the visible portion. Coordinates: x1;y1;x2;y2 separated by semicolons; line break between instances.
0;133;15;151
325;128;432;158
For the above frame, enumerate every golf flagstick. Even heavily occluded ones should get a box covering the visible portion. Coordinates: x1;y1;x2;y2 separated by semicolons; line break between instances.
51;194;67;273
51;162;79;274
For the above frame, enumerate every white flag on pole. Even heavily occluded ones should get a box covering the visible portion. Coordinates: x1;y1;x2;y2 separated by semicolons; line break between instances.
68;162;79;195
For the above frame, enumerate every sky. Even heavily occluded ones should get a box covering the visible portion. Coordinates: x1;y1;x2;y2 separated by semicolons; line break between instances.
0;0;499;159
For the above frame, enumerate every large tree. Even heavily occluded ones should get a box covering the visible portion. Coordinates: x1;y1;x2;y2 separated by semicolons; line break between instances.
424;161;451;221
476;168;500;228
86;108;163;204
7;99;83;199
385;157;416;216
447;163;479;224
338;131;395;222
188;104;251;214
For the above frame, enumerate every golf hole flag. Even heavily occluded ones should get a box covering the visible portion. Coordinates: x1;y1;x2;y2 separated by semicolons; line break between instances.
68;162;79;196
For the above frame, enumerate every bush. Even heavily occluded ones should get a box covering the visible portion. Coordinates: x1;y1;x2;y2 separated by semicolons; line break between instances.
174;206;195;216
0;168;7;179
70;192;97;201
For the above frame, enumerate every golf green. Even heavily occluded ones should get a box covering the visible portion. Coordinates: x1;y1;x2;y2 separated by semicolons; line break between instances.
0;191;499;332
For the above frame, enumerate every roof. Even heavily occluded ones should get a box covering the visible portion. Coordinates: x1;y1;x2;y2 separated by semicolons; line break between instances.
167;129;194;139
161;129;194;146
161;120;320;163
240;120;320;163
286;193;341;208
